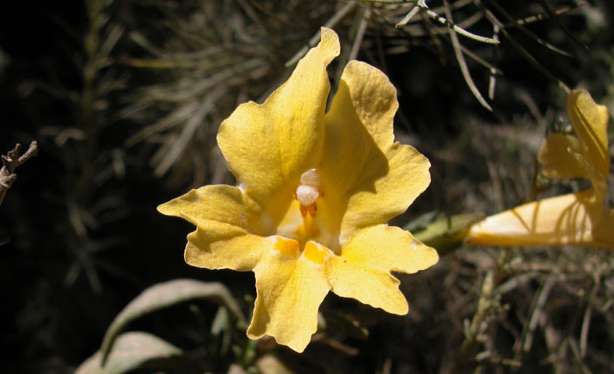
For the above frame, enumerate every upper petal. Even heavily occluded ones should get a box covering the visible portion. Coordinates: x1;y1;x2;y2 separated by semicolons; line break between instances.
325;225;438;315
320;61;430;242
341;144;431;241
217;28;340;211
538;133;589;181
247;239;331;352
465;191;603;247
566;89;610;198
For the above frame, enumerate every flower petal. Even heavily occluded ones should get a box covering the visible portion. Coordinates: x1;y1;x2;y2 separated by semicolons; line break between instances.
217;28;340;209
320;61;430;242
157;184;261;233
465;191;603;247
158;185;269;271
325;225;438;315
341;145;431;240
566;89;610;191
247;239;331;352
538;133;588;181
184;229;269;271
327;260;408;315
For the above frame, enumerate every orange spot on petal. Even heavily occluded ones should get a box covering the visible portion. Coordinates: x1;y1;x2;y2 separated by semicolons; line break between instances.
273;237;300;258
303;241;329;264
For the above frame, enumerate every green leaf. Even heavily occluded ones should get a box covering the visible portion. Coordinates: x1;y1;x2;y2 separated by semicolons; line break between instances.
100;279;245;365
411;213;485;255
76;332;182;374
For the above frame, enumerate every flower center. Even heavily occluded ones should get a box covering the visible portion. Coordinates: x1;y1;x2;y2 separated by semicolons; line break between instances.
296;168;320;217
274;168;338;253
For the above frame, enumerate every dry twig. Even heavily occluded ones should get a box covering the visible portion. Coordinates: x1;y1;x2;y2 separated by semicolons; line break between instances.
0;141;38;206
443;0;492;111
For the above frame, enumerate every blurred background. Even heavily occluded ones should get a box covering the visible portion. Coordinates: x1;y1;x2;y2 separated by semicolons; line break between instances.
2;0;614;373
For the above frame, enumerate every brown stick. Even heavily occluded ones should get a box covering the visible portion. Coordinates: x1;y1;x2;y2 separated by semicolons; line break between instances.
0;141;38;205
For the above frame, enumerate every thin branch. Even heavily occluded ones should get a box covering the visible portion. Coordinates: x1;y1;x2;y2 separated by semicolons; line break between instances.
408;0;499;44
488;24;500;100
443;0;493;111
349;7;371;61
455;250;511;370
395;0;423;27
509;2;586;28
487;0;572;57
538;0;588;52
481;5;571;94
580;276;600;358
0;141;38;206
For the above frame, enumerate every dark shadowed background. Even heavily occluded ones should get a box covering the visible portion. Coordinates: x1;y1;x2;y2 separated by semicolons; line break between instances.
2;1;614;373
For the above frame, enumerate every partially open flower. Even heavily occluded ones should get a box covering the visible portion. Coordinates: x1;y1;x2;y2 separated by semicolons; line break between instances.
467;89;614;248
158;27;438;352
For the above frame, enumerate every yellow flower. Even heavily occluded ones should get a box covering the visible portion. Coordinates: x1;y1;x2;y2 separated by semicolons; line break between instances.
466;89;614;248
157;28;438;352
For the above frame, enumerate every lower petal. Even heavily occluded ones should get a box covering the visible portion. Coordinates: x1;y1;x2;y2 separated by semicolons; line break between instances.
340;224;438;274
247;239;331;353
326;256;409;315
325;225;437;315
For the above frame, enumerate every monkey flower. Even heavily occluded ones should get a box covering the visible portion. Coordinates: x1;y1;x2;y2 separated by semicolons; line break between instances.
158;28;438;352
467;89;614;248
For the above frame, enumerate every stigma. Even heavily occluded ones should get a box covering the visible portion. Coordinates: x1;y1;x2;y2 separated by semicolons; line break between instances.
296;185;319;206
296;169;321;213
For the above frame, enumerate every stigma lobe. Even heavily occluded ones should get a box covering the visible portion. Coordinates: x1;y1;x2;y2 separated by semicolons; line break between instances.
296;169;321;209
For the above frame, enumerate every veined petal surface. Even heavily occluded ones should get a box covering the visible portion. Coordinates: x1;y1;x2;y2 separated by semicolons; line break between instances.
466;191;604;247
320;61;431;242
